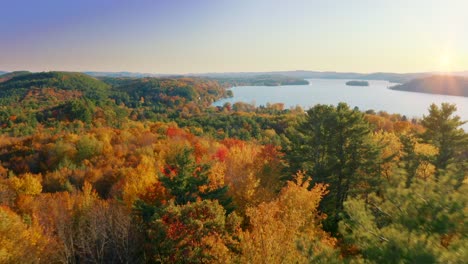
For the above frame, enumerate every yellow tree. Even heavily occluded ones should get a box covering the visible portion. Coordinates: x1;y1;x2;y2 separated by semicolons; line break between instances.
240;172;338;263
372;131;403;180
0;206;53;263
223;142;260;213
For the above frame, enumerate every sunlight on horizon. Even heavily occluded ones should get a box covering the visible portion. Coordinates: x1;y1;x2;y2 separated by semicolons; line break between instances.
438;53;453;73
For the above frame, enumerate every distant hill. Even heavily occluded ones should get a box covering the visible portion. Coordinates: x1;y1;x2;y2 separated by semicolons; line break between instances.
0;71;110;102
84;70;468;84
195;71;431;83
210;74;309;87
198;71;468;83
390;75;468;97
0;71;7;76
261;71;434;83
0;71;236;135
0;71;31;82
0;72;117;133
84;71;173;78
87;72;309;87
109;77;227;108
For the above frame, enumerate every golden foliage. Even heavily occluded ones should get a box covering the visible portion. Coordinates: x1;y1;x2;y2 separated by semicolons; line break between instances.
240;172;337;263
0;206;52;263
9;173;43;196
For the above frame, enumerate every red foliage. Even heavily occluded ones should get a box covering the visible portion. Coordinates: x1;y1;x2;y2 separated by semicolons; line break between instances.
162;165;177;178
221;138;245;149
192;142;205;163
139;181;169;205
165;220;188;240
166;127;184;138
260;144;284;160
213;146;229;162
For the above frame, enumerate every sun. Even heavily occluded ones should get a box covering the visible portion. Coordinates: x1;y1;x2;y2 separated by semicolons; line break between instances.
439;54;452;73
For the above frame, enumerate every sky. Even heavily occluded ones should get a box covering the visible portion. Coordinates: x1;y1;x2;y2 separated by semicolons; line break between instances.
1;0;468;74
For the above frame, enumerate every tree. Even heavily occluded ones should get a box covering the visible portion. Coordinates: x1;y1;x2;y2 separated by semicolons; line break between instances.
0;206;56;263
64;99;95;124
288;103;381;231
148;200;240;263
340;169;468;263
75;135;104;162
134;148;235;260
421;103;467;173
239;172;338;263
159;147;233;212
9;173;42;196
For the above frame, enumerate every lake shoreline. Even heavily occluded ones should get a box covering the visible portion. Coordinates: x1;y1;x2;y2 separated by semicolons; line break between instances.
214;79;468;129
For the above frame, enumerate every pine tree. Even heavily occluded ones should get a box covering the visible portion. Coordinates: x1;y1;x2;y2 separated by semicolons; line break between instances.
160;147;233;212
421;103;467;174
340;169;468;263
288;103;381;232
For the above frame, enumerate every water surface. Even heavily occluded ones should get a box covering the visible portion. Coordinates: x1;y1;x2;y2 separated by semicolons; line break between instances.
214;79;468;129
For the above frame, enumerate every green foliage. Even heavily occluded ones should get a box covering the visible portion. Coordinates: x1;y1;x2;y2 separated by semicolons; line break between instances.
63;99;95;124
288;102;381;232
109;77;225;108
75;135;103;162
340;169;468;263
0;71;110;100
148;200;239;263
0;71;116;135
160;148;233;212
421;103;467;172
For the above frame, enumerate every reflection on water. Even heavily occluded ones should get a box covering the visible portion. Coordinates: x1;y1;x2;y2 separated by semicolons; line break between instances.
214;79;468;129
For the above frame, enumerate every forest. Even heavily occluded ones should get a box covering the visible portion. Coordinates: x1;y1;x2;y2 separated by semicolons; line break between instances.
0;71;467;263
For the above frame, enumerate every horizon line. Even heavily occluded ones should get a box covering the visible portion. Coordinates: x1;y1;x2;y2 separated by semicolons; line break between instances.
2;69;468;76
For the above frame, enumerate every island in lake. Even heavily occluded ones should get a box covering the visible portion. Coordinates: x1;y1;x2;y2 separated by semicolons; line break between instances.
346;80;369;86
390;75;468;97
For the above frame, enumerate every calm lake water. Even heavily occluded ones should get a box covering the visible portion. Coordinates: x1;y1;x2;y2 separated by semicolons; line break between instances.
214;79;468;129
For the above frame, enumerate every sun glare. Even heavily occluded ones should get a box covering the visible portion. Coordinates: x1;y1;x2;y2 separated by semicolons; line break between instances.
439;54;452;73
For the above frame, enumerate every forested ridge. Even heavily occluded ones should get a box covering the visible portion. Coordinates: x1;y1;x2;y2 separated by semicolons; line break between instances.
391;75;468;97
0;72;467;263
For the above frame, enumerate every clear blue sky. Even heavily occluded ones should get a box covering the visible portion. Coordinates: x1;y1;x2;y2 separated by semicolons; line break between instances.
1;0;467;73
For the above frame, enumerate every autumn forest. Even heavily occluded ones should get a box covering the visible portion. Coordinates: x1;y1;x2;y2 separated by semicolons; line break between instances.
0;71;467;263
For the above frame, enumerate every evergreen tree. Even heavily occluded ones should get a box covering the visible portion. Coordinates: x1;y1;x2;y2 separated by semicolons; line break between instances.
288;103;381;232
160;147;233;212
340;169;468;263
421;103;467;173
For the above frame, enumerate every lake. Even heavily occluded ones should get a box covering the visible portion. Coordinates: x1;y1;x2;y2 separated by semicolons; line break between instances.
214;79;468;129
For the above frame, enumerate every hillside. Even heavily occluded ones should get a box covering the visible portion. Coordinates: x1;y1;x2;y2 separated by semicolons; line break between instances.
0;71;31;82
85;70;451;84
0;71;110;99
109;77;226;106
209;74;309;87
0;72;116;134
0;72;233;136
390;75;468;97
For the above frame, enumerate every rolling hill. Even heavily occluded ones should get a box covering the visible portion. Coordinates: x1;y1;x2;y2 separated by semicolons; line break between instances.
390;75;468;97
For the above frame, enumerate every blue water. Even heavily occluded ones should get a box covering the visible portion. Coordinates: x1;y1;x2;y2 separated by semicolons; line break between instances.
214;79;468;129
